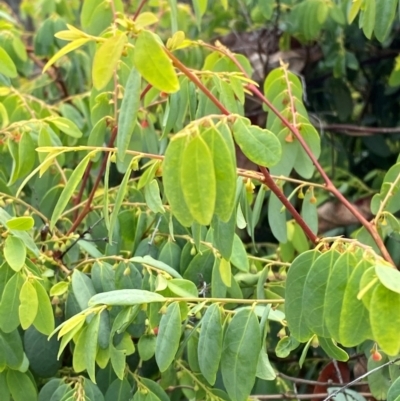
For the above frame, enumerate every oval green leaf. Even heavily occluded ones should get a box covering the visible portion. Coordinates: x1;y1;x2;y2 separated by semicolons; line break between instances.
4;236;26;272
133;30;179;93
163;134;194;227
93;33;127;90
181;134;216;225
221;308;261;401
232;117;281;167
6;216;34;231
89;289;165;306
155;302;181;372
19;280;38;330
198;304;223;385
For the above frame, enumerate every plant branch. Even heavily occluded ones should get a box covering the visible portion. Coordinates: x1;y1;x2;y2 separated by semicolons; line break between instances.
166;50;230;115
251;393;373;400
201;44;394;264
168;50;318;245
323;357;400;401
260;167;319;244
322;123;400;136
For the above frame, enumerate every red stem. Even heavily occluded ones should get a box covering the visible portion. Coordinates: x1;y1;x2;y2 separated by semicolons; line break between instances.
259;167;319;244
167;49;318;245
198;45;393;264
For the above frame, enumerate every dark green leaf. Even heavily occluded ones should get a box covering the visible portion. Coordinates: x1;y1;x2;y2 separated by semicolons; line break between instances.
155;302;181;371
221;309;261;401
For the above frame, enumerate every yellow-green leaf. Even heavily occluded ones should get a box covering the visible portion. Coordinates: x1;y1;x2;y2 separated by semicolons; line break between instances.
33;280;55;335
6;216;34;231
181;134;216;225
133;30;179;93
202;126;236;222
47;117;83;138
163;135;194;227
43;38;91;73
19;280;38;330
0;46;17;78
50;151;95;230
92;32;127;90
219;258;231;287
4;236;26;272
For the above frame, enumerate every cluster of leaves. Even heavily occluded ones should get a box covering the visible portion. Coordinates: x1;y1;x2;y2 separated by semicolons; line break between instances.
2;0;400;401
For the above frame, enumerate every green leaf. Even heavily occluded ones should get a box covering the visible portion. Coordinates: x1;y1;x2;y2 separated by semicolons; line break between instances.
367;354;391;399
212;212;236;260
117;67;141;162
7;370;37;401
201;127;236;222
166;279;198;297
256;348;276;380
105;379;132;401
0;272;24;332
4;236;26;272
324;251;360;342
155;302;181;371
230;234;249;272
339;259;373;346
276;335;300;358
89;289;165;306
370;283;400;355
73;326;88;373
138;334;157;361
374;0;398;42
218;258;231;287
72;270;97;310
363;0;376;39
133;30;179;93
47;116;83;138
232;117;281;167
375;264;400;294
388;376;400;401
85;313;100;382
92;33;127;90
293;123;320;179
221;308;261;401
268;192;287;243
163;135;194;227
50;151;94;229
0;371;9;400
301;187;318;234
33;280;55;335
145;179;165;214
109;166;132;243
0;329;24;369
304;250;340;337
0;46;17;78
318;337;349;361
6;216;34;231
285;250;320;341
43;38;91;72
130;255;182;278
181;134;216;225
198;304;223;385
19;280;38;330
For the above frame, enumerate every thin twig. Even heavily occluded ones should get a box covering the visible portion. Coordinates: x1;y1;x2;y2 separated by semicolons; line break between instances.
323;357;400;401
251;393;373;400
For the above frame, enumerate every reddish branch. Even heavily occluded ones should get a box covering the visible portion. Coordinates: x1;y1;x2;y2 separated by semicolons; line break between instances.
192;44;394;265
168;49;319;245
